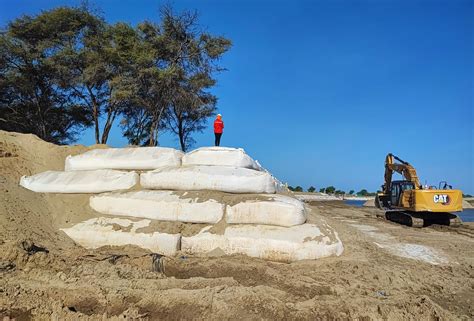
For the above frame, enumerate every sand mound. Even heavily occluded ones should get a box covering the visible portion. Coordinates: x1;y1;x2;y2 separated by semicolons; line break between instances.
462;200;473;209
363;199;375;207
0;131;108;250
0;130;107;181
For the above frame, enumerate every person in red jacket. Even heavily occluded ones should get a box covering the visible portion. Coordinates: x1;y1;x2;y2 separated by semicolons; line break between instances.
213;114;224;146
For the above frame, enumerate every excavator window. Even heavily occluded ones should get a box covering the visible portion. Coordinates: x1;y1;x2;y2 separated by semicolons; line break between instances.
390;182;414;206
401;183;414;191
391;184;400;205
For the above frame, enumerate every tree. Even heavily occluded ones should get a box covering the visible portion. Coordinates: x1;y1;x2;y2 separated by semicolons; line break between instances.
0;7;94;144
357;189;369;196
335;190;345;195
159;6;231;150
308;186;316;193
349;190;354;195
294;186;303;192
319;188;325;193
0;4;231;149
325;186;336;194
288;186;295;191
129;20;177;146
120;106;152;145
165;73;217;151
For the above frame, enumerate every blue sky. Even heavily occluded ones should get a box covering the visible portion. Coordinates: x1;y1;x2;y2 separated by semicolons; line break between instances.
1;0;473;194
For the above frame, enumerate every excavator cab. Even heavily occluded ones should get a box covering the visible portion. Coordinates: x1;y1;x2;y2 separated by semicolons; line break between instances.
390;181;415;207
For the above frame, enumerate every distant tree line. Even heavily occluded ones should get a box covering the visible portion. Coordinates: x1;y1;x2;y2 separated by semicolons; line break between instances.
0;4;231;151
288;185;377;196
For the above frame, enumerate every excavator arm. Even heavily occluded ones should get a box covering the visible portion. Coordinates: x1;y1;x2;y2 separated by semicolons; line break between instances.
382;153;421;194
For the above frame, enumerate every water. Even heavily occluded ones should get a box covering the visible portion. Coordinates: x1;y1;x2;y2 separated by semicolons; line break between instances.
344;200;474;222
460;209;474;222
344;200;365;207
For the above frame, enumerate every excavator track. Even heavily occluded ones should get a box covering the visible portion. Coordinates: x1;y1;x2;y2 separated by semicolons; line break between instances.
385;211;424;228
384;211;462;228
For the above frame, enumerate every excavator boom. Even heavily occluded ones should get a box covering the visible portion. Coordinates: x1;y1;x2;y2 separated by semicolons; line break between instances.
383;154;421;194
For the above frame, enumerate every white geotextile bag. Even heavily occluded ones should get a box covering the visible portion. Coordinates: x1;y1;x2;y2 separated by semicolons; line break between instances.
182;147;262;170
90;191;225;224
61;217;180;255
20;169;138;193
182;224;344;262
226;194;306;227
141;165;277;194
65;147;183;171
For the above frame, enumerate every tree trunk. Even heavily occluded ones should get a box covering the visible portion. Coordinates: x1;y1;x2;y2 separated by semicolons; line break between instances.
87;86;100;144
148;120;156;146
101;108;118;144
93;111;100;144
148;105;166;146
178;118;186;152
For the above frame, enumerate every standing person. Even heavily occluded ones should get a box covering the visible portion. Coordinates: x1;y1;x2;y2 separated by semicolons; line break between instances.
213;114;224;146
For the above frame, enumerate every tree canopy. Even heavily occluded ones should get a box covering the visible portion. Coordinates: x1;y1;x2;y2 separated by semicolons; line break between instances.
0;7;96;144
0;4;231;149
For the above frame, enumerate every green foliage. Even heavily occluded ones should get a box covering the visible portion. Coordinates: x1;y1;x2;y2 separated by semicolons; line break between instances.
120;5;231;148
158;6;230;150
288;186;295;191
294;186;303;192
349;190;354;195
319;188;325;193
0;4;231;148
0;6;96;143
357;189;369;196
335;190;345;195
324;186;336;194
307;186;316;193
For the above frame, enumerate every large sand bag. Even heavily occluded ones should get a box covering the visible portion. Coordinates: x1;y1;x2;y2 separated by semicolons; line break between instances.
65;147;183;171
61;217;180;255
141;165;277;194
226;194;306;227
90;191;225;224
182;223;343;262
20;169;138;193
182;147;262;170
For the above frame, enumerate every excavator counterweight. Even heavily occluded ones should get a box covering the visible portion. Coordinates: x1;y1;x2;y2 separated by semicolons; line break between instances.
375;154;463;227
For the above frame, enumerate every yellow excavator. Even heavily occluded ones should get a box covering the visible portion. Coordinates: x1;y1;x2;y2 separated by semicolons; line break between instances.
375;153;463;227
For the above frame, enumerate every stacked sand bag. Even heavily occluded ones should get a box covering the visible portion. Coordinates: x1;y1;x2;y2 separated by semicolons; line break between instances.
182;224;343;262
140;147;342;261
20;146;186;256
19;147;184;193
140;166;277;193
225;194;306;226
21;146;343;262
20;170;138;193
61;217;180;255
90;190;225;224
182;147;289;192
182;147;263;170
65;147;183;171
